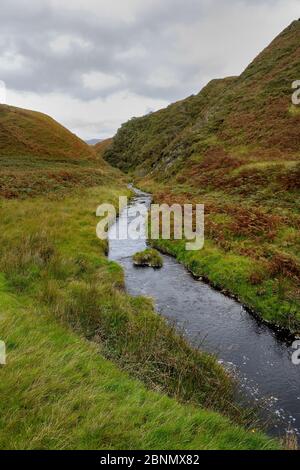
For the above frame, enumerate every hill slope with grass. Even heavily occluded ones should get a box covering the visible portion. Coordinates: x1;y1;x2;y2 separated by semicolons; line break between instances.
0;104;117;198
0;104;97;162
105;21;300;331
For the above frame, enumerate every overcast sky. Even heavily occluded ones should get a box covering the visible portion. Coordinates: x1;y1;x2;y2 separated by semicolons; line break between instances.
0;0;298;140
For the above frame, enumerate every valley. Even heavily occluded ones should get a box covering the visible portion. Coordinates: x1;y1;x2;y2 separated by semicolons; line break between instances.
1;19;299;452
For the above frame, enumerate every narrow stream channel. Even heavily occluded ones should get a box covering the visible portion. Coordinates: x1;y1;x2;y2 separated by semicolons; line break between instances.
108;187;300;439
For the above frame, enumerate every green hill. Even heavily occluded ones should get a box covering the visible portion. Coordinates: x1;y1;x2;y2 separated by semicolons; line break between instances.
0;104;96;163
0;104;115;198
105;21;300;331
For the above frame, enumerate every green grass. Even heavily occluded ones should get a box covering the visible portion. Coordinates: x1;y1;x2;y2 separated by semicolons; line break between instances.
0;184;279;449
0;187;234;415
0;276;277;450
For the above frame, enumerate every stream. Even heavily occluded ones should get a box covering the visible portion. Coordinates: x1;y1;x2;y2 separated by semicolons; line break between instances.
108;187;300;439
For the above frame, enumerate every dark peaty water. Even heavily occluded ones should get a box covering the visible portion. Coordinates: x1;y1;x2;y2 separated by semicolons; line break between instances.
108;188;300;439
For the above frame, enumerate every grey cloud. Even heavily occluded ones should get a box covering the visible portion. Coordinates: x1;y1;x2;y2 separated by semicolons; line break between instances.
0;0;298;137
0;0;288;100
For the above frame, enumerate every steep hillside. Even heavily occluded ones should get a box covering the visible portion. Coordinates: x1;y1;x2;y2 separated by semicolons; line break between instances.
106;20;300;175
0;104;116;198
105;21;300;331
94;137;113;158
105;77;237;174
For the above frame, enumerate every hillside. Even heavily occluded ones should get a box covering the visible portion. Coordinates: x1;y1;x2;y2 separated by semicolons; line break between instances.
0;104;97;163
0;104;115;198
105;21;300;331
106;20;300;174
94;137;113;158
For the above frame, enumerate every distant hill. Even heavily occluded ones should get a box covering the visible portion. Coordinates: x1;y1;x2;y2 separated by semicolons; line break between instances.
0;104;115;198
86;139;102;145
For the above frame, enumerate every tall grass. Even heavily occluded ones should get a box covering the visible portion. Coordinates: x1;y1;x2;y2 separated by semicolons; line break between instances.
0;274;277;450
0;228;238;420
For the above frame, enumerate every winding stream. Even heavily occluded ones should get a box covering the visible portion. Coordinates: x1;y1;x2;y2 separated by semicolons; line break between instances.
108;187;300;439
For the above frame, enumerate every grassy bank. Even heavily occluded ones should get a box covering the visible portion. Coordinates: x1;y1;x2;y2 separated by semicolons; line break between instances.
152;236;297;333
0;276;277;450
133;249;164;268
0;184;278;449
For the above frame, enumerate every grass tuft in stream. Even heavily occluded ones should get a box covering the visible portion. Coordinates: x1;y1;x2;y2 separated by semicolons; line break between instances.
133;249;163;268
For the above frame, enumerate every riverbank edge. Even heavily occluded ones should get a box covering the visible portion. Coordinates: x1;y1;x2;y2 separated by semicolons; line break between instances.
152;239;297;342
131;183;298;340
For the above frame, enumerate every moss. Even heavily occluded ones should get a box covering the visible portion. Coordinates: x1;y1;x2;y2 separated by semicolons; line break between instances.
133;249;163;268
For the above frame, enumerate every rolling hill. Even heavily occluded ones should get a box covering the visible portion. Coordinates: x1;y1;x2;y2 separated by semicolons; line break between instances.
105;20;300;331
0;104;115;198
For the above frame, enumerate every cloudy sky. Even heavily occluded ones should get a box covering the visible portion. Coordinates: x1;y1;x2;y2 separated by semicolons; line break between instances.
0;0;298;140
